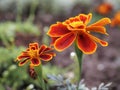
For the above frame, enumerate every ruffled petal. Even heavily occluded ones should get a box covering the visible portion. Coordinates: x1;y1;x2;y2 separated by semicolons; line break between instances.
54;32;76;51
65;17;80;24
77;31;97;54
68;21;85;30
29;43;39;50
31;58;40;66
43;47;56;56
17;55;30;61
19;59;29;66
39;44;47;54
87;33;108;46
79;13;92;24
39;54;52;61
17;52;30;61
47;22;70;37
90;18;111;26
86;26;108;35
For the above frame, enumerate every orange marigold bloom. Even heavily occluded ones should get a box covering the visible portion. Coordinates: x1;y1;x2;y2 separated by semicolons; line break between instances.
96;3;112;15
111;11;120;27
16;43;55;67
47;13;111;54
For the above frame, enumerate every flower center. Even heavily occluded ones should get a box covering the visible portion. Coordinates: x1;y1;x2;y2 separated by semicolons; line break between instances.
70;21;85;29
29;50;38;58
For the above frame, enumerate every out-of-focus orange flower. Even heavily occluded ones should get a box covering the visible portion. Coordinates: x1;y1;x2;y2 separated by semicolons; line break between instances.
47;13;111;54
96;3;112;15
111;11;120;27
16;43;55;67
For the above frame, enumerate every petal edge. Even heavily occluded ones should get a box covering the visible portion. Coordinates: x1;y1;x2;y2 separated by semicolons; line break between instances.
77;32;97;54
54;32;76;51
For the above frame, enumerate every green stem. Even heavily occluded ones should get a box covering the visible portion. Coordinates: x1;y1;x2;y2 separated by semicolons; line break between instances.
74;43;83;81
16;2;22;22
28;0;39;22
34;65;46;90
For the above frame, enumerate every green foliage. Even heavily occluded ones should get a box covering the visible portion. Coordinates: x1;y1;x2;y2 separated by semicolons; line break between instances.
43;64;63;77
0;65;28;90
0;84;5;90
0;46;46;90
47;75;112;90
16;21;40;36
0;46;27;89
0;20;40;89
0;47;25;63
0;21;40;46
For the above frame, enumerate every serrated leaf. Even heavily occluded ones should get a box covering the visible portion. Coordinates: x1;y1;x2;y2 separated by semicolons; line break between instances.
98;83;104;89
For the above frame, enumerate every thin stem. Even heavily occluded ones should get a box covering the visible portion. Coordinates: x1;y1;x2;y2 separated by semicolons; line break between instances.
16;2;22;22
34;65;46;90
74;43;83;81
28;0;39;22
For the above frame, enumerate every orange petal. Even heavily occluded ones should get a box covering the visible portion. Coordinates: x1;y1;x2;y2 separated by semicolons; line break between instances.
77;31;97;54
65;16;80;24
29;43;39;50
68;21;85;30
86;26;108;35
54;32;76;51
79;13;92;24
47;22;70;37
50;37;59;45
31;58;40;66
87;33;108;46
43;47;56;56
19;59;29;66
17;54;30;61
90;18;111;26
44;46;53;52
40;54;53;61
39;44;47;54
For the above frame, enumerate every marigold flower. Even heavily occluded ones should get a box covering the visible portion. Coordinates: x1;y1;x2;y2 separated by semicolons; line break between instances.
47;13;111;54
16;43;55;67
96;3;112;15
111;11;120;27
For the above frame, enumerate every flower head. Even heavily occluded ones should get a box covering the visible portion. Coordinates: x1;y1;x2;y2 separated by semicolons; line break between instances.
96;3;112;15
47;13;111;54
111;11;120;27
16;43;55;67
